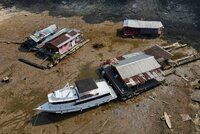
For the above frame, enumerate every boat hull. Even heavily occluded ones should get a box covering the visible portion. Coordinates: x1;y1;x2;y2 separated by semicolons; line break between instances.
36;93;116;114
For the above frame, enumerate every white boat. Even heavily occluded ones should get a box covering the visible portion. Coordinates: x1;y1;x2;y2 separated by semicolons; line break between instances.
35;79;117;114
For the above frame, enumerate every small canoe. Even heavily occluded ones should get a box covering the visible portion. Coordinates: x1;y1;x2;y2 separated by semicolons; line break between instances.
164;112;172;129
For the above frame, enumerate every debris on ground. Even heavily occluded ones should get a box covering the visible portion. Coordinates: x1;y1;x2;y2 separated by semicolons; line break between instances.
180;114;192;122
18;58;47;70
92;43;104;50
149;92;157;101
148;93;170;105
190;65;200;79
192;114;200;126
174;54;200;67
98;118;109;132
2;76;10;83
161;100;169;105
174;69;190;83
190;79;200;89
161;112;172;129
0;40;22;45
149;96;156;101
163;68;176;76
191;90;200;103
162;42;187;52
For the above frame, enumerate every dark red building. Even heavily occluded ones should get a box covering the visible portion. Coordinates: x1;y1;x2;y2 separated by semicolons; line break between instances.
123;19;164;37
44;30;81;55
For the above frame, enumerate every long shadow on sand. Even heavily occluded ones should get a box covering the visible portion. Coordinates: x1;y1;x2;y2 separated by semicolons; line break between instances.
31;100;119;126
116;29;160;40
31;112;82;126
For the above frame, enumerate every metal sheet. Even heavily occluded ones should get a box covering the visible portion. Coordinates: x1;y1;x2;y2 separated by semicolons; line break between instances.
124;19;164;29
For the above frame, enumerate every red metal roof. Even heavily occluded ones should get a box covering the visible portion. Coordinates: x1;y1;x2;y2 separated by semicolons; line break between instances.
48;33;69;47
68;30;78;37
144;45;173;61
123;68;163;87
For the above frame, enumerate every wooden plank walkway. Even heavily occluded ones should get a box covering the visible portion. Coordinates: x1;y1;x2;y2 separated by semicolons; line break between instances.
175;54;200;67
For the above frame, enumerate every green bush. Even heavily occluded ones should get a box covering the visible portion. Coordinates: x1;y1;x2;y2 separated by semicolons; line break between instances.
50;53;60;61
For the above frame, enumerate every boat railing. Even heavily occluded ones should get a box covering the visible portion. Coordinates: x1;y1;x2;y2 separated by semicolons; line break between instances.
64;83;70;88
95;79;105;82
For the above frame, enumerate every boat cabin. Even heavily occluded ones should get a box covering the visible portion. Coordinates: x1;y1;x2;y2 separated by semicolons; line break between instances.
48;84;79;104
75;79;99;99
48;79;101;104
44;29;81;55
26;24;57;46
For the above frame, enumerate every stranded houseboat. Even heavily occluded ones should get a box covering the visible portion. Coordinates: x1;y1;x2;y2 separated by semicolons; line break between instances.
35;79;117;114
24;24;57;51
40;29;89;67
122;19;164;37
100;52;165;100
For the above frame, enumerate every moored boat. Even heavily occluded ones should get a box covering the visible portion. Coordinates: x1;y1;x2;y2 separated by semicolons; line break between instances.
24;24;57;51
35;79;117;114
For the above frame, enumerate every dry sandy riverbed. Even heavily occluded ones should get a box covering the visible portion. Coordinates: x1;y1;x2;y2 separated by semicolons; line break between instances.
0;9;199;134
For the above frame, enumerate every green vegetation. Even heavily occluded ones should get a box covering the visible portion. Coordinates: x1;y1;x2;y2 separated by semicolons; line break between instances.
50;53;61;61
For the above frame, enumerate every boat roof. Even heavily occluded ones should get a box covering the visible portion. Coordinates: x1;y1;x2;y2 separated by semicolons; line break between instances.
47;29;80;48
75;78;98;93
48;85;79;103
112;52;161;79
30;24;57;43
37;28;70;48
47;80;115;104
123;19;164;29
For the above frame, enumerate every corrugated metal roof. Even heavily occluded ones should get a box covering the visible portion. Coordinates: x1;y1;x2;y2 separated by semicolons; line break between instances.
113;52;161;79
30;24;57;43
123;19;164;29
46;29;80;48
37;28;70;49
123;68;164;87
144;45;173;61
49;33;70;47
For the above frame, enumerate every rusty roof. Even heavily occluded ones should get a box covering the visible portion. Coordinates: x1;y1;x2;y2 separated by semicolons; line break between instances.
46;29;80;48
144;45;173;61
68;30;78;37
113;52;161;79
102;52;164;87
123;68;164;87
48;33;69;47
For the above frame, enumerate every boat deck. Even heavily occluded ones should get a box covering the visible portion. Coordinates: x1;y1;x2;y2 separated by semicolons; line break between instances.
75;78;98;94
